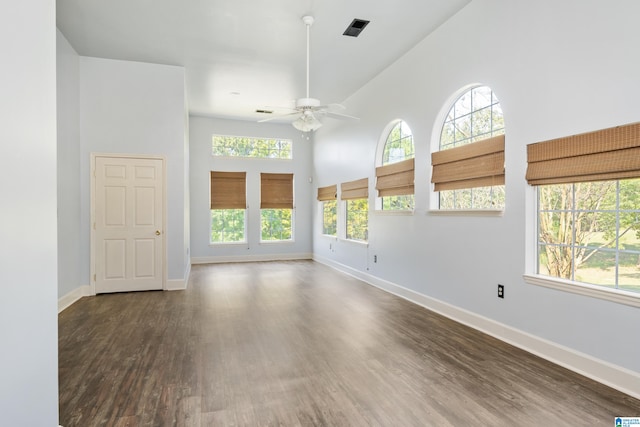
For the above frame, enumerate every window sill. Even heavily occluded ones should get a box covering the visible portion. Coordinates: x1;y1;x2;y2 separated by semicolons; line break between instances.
259;240;295;245
339;238;369;248
427;209;504;217
209;242;248;247
373;209;414;216
319;234;338;240
523;274;640;308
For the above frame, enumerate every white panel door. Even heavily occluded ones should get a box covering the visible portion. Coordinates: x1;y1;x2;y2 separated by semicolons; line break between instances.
94;156;164;293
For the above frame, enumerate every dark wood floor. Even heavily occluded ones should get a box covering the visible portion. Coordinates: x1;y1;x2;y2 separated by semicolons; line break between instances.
59;260;640;426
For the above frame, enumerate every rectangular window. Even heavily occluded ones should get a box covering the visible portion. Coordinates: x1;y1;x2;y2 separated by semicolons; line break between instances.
322;200;337;236
260;173;294;242
341;178;369;242
527;121;640;299
317;184;337;236
211;209;246;243
537;179;640;294
261;209;293;241
212;135;292;159
210;171;246;244
346;199;368;242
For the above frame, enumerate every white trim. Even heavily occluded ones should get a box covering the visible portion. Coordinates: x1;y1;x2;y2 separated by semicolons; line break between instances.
166;262;192;291
313;255;640;400
192;252;312;265
524;274;640;308
372;209;414;216
427;209;504;217
58;285;93;313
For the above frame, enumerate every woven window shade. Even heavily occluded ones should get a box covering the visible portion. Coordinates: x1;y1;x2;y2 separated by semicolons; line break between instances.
260;173;294;209
210;171;246;209
526;122;640;185
431;134;505;191
376;158;415;197
341;178;368;200
317;184;337;201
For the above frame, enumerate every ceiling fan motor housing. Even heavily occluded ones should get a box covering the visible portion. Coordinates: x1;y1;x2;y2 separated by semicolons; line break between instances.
296;97;321;109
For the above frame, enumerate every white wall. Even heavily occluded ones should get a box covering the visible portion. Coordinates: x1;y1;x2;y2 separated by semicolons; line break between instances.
79;57;190;287
190;116;313;262
57;30;82;299
313;0;640;388
0;1;59;425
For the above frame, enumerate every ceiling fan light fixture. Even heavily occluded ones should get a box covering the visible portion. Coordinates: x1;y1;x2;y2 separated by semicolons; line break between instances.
292;112;322;132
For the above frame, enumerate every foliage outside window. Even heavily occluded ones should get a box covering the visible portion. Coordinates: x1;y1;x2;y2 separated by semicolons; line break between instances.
212;135;292;159
381;121;414;210
261;209;293;241
438;86;505;209
322;200;337;236
346;199;368;242
211;209;246;243
538;178;640;294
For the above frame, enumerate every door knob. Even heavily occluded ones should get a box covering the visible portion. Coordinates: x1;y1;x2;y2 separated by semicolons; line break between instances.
155;230;161;236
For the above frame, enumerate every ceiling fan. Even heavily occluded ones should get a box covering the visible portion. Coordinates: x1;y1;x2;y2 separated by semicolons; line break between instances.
259;15;358;132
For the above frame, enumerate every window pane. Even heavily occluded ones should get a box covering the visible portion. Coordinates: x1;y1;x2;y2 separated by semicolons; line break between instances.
322;200;337;236
212;135;292;159
261;209;292;241
383;195;414;211
574;249;616;287
346;199;368;242
472;86;492;110
537;179;640;294
211;209;245;243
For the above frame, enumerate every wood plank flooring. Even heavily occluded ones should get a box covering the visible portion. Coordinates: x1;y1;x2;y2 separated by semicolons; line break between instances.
59;260;640;426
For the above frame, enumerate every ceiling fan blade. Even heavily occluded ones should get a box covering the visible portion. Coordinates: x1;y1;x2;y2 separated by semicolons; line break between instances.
257;111;301;123
311;103;346;111
323;111;360;121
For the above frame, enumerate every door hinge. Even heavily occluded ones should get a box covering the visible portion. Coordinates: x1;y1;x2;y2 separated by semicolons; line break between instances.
93;274;96;282
93;222;96;230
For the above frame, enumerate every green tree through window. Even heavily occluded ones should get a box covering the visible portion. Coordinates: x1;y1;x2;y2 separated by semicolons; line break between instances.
211;209;245;243
322;200;337;235
212;135;292;159
538;178;640;293
346;199;368;241
261;209;292;241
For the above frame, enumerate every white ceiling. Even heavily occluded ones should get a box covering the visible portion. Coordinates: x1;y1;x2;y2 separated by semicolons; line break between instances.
57;0;471;122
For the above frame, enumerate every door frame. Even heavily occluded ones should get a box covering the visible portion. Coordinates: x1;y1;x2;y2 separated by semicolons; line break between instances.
90;153;168;294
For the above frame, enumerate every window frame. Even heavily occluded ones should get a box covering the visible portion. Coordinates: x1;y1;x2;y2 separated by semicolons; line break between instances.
430;84;505;212
524;179;640;307
212;134;293;159
321;199;338;237
344;198;369;243
209;208;248;245
375;120;415;212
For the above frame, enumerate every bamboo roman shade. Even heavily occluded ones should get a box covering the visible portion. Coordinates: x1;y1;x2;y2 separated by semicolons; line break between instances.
260;173;294;209
375;158;415;197
317;184;337;201
526;122;640;185
210;171;246;209
341;178;368;200
431;134;505;191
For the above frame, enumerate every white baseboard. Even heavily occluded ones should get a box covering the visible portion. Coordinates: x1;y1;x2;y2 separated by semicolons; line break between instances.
58;285;93;313
191;252;312;265
313;255;640;400
166;263;192;291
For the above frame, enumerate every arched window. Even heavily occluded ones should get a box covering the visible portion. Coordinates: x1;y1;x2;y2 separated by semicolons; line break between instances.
376;120;415;210
434;85;505;209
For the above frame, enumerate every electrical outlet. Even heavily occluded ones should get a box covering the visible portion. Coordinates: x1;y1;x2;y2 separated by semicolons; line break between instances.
373;255;377;263
498;284;504;299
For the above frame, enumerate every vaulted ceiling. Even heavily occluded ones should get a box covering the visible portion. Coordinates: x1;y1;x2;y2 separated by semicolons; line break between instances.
57;0;471;122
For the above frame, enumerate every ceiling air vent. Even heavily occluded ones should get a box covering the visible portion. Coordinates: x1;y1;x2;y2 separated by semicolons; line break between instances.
255;109;273;114
343;19;370;37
